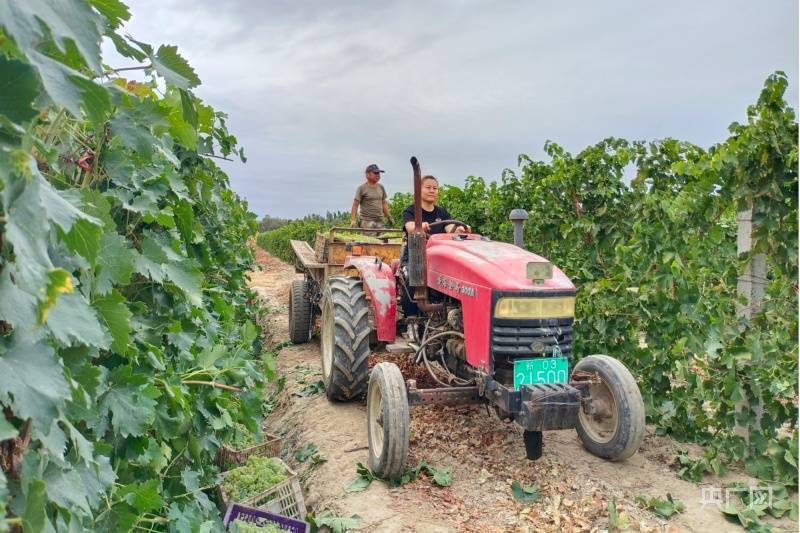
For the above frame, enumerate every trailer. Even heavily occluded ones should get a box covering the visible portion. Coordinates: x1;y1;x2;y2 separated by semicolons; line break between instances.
287;227;404;344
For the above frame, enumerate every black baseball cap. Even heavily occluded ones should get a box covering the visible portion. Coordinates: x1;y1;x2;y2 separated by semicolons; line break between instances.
365;164;385;173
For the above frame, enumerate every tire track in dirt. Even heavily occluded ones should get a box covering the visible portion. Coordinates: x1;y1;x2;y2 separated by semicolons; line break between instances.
249;247;793;533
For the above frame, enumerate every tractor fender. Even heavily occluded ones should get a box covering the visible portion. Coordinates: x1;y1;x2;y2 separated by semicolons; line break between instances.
343;256;397;342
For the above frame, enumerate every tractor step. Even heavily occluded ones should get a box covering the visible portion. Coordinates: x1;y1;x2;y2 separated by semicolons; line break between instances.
386;342;415;354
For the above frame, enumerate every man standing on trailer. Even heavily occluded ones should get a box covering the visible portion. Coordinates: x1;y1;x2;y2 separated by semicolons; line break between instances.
350;163;395;228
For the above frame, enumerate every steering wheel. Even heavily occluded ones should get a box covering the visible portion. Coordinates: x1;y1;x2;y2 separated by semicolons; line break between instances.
426;219;469;233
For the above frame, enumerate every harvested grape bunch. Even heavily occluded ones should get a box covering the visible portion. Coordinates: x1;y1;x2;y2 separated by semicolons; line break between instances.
223;456;288;502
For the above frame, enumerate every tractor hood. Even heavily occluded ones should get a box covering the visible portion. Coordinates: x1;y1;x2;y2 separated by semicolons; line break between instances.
426;234;575;292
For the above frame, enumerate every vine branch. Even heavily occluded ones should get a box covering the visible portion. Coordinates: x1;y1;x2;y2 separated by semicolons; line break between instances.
181;380;242;392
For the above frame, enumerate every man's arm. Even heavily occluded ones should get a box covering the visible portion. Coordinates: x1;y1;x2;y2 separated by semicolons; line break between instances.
382;201;394;226
350;199;359;227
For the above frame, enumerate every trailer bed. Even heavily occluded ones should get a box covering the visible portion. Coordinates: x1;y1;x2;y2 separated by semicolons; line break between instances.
290;239;325;270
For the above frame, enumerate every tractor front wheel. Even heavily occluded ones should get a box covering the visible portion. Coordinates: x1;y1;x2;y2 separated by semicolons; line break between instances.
320;276;371;401
574;355;645;461
289;279;312;344
367;362;410;479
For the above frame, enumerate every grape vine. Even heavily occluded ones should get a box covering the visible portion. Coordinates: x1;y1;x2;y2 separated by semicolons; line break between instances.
389;73;798;486
0;0;265;530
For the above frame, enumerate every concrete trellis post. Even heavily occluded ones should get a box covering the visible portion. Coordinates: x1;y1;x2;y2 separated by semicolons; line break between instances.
735;207;766;440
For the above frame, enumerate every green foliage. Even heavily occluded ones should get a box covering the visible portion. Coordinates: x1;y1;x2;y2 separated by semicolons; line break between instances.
510;480;540;503
720;481;798;531
255;211;354;262
345;460;452;492
391;74;798;487
257;219;326;263
673;448;727;482
308;511;361;533
0;0;265;529
222;456;288;502
294;443;319;463
635;493;686;519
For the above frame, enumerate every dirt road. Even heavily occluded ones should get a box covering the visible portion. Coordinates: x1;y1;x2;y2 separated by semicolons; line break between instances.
248;247;791;533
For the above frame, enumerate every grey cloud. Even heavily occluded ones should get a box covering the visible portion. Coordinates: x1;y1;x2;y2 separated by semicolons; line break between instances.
111;0;798;218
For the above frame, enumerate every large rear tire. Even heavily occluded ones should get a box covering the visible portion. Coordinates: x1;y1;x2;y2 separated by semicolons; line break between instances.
574;354;645;461
320;276;371;401
367;362;410;478
289;279;312;344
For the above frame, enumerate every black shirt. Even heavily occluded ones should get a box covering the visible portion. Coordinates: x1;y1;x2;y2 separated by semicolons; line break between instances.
401;204;452;234
401;204;452;263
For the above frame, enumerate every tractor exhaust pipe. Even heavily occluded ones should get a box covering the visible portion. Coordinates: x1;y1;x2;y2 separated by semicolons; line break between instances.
408;157;427;298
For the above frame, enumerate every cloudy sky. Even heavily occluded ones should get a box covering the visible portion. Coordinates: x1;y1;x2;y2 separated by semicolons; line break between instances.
108;1;798;219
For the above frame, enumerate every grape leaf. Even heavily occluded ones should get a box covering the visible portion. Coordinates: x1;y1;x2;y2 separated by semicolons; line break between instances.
312;512;362;533
27;51;110;125
294;443;318;462
35;419;67;459
61;218;104;266
94;233;135;294
635;493;686;519
430;465;453;487
38;173;102;232
0;0;103;72
88;0;131;29
344;476;371;493
43;463;91;514
46;293;111;349
93;291;132;353
0;334;69;427
152;45;200;89
119;479;162;513
0;57;39;123
22;480;52;533
39;269;73;324
97;382;157;437
181;468;214;512
64;421;94;465
2;171;55;290
163;260;203;306
109;110;159;159
179;89;198;128
511;480;540;503
0;268;38;328
75;455;116;509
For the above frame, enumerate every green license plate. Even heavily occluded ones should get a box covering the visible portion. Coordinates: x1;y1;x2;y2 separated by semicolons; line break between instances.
513;357;569;389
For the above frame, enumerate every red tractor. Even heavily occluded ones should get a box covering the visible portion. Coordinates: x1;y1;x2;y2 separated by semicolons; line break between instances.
290;157;645;478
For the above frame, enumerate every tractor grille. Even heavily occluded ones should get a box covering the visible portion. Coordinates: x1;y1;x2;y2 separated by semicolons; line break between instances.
491;317;573;362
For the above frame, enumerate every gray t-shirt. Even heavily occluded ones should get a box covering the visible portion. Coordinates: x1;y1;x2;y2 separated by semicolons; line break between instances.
355;182;386;222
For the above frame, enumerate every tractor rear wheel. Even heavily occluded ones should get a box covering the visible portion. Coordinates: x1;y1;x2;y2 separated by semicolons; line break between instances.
574;355;645;461
320;276;371;401
289;279;312;344
367;362;410;478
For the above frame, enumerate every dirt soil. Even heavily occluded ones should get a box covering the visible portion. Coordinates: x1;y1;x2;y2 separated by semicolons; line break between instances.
248;247;795;533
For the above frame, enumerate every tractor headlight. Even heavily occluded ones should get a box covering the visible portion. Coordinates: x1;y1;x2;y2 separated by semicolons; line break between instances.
494;297;575;319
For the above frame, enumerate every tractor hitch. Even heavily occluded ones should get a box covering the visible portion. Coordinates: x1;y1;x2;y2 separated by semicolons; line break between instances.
406;379;481;407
